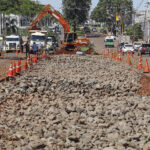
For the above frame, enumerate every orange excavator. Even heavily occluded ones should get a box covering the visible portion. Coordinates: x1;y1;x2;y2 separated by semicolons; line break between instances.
28;4;89;50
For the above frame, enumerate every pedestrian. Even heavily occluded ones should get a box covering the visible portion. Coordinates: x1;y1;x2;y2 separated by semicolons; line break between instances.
32;42;38;55
24;40;30;58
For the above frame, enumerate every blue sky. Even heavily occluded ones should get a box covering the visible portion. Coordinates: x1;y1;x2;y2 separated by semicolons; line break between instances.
38;0;148;11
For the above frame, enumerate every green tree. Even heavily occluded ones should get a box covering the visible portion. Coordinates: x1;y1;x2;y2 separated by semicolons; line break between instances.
125;23;143;41
91;0;133;29
0;0;42;36
62;0;91;31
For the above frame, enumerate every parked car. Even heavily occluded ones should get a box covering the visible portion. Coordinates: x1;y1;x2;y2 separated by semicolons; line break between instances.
122;44;134;53
110;35;116;40
118;42;128;51
92;28;97;32
100;29;107;34
139;44;150;55
133;42;142;51
84;27;91;34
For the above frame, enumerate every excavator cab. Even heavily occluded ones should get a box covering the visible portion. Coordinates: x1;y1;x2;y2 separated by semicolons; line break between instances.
64;32;77;43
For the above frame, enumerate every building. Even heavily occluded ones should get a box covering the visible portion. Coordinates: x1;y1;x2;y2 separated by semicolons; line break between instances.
135;10;150;42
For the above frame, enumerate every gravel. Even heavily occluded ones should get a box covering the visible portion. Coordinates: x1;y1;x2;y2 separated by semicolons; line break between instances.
0;55;150;150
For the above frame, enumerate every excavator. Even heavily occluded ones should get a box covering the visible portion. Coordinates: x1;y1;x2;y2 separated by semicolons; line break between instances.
28;4;89;50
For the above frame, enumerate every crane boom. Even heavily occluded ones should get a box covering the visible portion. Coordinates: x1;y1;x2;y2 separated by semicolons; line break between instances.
28;4;70;33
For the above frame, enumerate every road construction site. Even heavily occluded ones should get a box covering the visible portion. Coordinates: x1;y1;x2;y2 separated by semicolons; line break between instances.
0;35;150;150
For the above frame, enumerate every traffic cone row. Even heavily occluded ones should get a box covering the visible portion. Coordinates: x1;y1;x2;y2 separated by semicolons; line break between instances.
107;49;150;73
8;60;22;78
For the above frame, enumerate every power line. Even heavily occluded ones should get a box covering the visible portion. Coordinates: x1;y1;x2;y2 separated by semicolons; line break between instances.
136;0;145;10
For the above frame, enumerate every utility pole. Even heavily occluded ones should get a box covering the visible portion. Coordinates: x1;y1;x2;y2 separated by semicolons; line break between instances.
132;10;135;43
144;0;150;43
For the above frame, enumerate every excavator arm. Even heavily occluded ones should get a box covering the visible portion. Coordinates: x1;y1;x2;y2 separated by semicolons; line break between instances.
28;4;70;33
29;4;89;48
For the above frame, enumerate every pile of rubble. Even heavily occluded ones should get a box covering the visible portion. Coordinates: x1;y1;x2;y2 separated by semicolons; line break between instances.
0;55;149;150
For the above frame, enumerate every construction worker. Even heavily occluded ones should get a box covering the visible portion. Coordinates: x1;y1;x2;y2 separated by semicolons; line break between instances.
32;42;38;55
46;43;50;56
24;40;30;58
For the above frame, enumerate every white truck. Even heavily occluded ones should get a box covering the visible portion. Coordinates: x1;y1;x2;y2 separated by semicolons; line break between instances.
4;35;22;51
29;31;47;50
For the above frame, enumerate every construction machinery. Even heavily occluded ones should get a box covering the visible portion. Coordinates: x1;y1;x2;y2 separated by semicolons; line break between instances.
28;4;89;50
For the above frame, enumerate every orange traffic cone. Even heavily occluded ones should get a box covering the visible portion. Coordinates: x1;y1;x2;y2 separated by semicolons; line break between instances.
144;59;149;73
20;49;22;54
16;50;18;55
104;50;106;56
117;53;121;61
35;55;38;62
8;63;13;77
127;51;129;57
27;57;30;68
138;57;142;69
127;56;132;65
32;57;37;63
13;61;16;76
42;50;47;58
23;60;28;70
19;60;21;73
16;60;20;74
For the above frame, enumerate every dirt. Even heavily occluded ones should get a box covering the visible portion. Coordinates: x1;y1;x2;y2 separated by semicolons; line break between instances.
138;74;150;96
